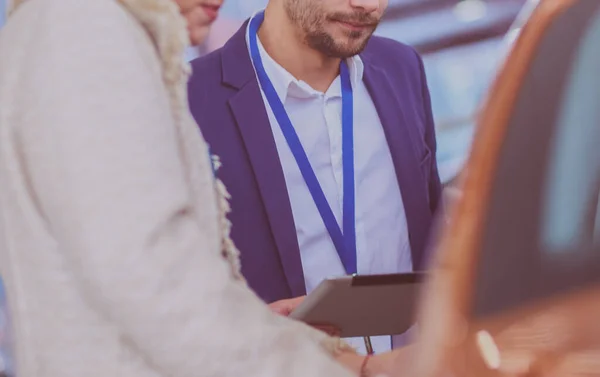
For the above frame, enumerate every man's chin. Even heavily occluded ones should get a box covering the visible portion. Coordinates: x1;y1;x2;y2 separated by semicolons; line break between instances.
332;32;373;56
330;41;370;58
306;30;371;58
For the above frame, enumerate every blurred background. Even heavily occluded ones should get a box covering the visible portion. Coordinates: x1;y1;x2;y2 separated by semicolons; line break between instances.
0;1;534;376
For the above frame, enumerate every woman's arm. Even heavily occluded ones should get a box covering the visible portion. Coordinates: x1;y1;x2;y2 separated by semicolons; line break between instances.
16;1;355;377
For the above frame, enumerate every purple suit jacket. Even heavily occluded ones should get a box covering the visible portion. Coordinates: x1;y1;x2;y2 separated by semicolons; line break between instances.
188;23;442;304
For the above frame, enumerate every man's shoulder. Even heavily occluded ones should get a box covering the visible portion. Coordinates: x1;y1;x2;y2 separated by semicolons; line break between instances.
362;36;423;72
189;48;224;82
364;35;416;55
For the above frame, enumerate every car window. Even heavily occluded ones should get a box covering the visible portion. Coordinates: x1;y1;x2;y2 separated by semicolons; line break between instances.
472;0;600;319
540;17;600;252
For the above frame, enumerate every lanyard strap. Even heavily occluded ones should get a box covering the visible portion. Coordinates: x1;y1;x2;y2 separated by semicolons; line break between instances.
248;12;357;275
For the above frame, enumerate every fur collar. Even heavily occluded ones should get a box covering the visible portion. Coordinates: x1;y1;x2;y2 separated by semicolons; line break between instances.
8;0;243;280
10;0;191;126
116;0;191;128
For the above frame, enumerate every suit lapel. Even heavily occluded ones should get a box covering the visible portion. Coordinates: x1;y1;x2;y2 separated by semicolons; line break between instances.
363;64;432;270
222;23;306;297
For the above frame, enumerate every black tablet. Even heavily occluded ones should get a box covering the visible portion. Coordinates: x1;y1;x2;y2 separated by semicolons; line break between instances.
289;272;426;338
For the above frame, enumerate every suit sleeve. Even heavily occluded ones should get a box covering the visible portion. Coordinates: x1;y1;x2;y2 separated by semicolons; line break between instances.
16;2;354;377
415;52;444;217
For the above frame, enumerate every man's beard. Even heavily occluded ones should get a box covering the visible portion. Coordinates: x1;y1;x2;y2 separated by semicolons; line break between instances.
284;0;379;58
304;26;375;58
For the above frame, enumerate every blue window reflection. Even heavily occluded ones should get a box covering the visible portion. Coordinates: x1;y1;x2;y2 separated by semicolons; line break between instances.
0;0;6;27
419;37;505;183
0;280;10;377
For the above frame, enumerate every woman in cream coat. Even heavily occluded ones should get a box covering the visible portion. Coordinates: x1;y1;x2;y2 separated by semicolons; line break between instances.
0;0;409;376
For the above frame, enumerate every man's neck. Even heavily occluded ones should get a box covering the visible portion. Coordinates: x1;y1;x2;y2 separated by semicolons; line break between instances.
258;5;341;93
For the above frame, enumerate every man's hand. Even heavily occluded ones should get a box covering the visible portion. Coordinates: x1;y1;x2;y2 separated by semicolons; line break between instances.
268;296;306;316
373;345;417;376
269;296;341;336
336;346;416;376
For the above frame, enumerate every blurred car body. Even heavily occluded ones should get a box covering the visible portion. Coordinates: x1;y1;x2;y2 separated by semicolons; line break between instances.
415;1;600;376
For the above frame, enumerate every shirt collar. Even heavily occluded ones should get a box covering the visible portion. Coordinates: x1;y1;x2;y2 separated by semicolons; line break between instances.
245;15;365;102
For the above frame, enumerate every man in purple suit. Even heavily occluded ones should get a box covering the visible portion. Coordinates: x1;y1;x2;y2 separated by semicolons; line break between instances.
188;0;442;353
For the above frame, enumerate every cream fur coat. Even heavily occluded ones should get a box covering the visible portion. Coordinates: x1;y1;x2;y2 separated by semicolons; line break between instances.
0;0;354;376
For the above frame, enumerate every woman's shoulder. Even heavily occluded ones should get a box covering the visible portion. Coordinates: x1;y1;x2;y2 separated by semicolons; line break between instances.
1;0;173;92
10;0;134;27
6;0;157;53
0;0;177;137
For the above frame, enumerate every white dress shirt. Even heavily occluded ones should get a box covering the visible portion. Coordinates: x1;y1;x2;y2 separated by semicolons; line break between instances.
246;23;412;354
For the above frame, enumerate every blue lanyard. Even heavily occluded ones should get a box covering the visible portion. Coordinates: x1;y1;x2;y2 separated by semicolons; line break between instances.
248;12;357;275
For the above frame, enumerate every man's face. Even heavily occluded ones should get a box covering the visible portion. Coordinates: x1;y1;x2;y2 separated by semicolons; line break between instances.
175;0;224;46
283;0;388;58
